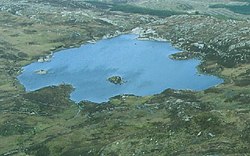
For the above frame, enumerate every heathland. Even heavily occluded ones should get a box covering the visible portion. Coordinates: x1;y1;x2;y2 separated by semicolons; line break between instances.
0;0;250;155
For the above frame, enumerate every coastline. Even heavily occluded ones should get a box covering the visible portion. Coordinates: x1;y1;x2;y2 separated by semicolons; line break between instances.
17;26;227;96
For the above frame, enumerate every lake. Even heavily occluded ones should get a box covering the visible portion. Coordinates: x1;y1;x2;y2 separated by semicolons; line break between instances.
17;34;223;103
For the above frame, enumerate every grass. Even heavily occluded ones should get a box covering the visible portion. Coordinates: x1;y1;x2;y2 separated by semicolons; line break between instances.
86;1;183;17
209;4;250;15
111;4;182;17
0;1;250;155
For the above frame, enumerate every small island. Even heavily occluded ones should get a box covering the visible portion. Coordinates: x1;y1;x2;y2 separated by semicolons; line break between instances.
107;76;125;85
35;69;48;75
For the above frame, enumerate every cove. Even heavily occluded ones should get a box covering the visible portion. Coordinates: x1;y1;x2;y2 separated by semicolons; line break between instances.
17;34;223;103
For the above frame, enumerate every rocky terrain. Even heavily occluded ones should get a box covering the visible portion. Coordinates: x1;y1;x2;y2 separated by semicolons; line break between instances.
107;76;125;85
0;0;250;156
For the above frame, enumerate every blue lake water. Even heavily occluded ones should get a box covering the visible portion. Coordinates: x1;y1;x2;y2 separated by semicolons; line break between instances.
18;34;223;103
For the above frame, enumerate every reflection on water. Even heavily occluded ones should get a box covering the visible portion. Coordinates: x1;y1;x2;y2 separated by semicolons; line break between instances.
18;34;223;103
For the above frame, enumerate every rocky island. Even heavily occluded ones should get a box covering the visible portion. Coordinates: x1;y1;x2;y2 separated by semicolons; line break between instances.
34;69;48;75
107;76;125;85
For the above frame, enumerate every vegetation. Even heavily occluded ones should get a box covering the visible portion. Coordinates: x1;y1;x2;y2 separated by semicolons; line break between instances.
111;4;182;17
0;0;250;155
107;76;124;85
210;4;250;15
86;1;182;17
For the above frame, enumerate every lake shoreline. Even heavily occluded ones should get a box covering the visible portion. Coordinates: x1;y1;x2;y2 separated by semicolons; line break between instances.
18;34;223;103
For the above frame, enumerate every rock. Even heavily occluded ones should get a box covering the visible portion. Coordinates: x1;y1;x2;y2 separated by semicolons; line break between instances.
35;69;48;75
131;27;144;34
208;132;215;137
193;42;204;49
107;76;125;85
37;53;53;62
197;131;202;136
87;40;96;44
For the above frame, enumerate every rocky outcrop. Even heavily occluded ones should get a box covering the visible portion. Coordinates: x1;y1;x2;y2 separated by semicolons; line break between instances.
35;69;48;75
107;76;125;85
149;15;250;68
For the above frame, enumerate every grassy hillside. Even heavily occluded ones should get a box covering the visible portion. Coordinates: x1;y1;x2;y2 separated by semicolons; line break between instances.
86;1;183;17
210;4;250;15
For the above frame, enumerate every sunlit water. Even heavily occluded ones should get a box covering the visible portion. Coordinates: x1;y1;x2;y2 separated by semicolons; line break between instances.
18;34;223;103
